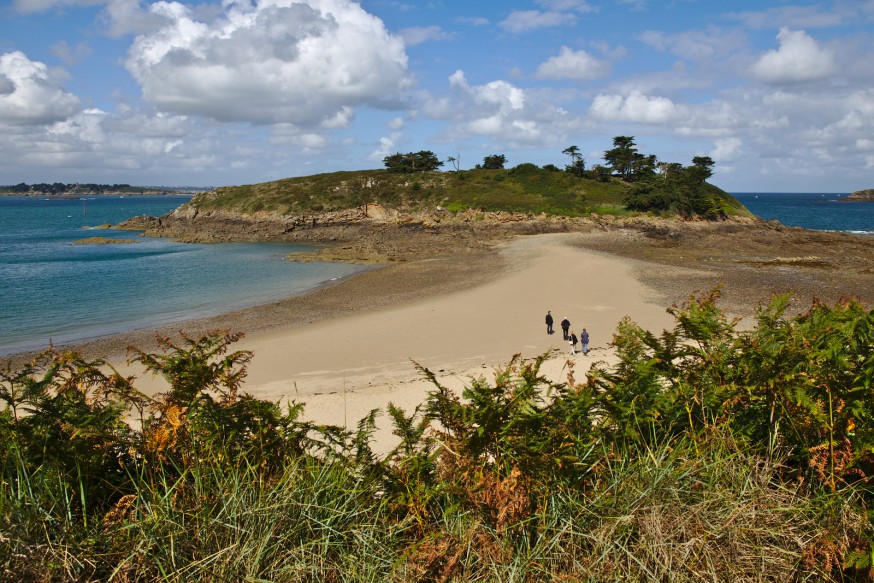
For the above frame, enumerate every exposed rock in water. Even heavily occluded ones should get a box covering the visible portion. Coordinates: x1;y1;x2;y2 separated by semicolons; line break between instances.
74;236;139;245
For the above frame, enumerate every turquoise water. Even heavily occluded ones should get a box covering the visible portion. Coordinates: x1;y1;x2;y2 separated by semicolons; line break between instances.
732;192;873;235
0;196;368;355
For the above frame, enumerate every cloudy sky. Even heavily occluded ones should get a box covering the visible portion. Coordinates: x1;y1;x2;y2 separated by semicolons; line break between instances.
1;0;872;192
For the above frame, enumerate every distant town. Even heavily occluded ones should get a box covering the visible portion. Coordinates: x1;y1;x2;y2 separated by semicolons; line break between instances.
0;182;211;196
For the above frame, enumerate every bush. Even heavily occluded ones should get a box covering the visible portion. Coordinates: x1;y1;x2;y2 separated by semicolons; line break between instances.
3;292;874;580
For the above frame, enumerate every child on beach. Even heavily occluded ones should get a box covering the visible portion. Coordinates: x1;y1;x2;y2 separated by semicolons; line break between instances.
569;332;578;355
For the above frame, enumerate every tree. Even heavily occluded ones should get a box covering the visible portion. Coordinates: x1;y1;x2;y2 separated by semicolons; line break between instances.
604;136;658;181
446;154;461;172
562;146;586;177
624;156;722;219
603;136;637;179
383;151;444;173
689;156;715;183
482;154;507;169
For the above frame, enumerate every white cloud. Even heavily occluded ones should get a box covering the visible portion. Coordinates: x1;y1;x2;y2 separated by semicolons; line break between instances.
125;0;410;126
456;16;489;26
752;28;836;84
589;90;678;124
500;10;573;33
399;25;453;47
0;51;81;126
368;133;401;161
711;137;742;162
535;46;609;81
418;70;582;147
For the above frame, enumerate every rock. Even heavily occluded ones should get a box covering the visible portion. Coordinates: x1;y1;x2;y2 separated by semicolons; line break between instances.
74;236;139;245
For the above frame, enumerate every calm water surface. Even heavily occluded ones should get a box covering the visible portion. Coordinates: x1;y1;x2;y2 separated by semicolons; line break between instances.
0;196;367;354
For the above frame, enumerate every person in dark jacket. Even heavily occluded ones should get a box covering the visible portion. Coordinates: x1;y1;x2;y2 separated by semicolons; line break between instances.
580;328;590;355
545;311;554;334
560;317;571;340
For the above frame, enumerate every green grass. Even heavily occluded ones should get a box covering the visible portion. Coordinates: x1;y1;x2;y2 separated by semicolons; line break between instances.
189;167;750;218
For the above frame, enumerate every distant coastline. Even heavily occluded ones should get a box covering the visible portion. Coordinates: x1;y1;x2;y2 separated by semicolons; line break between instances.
843;188;874;202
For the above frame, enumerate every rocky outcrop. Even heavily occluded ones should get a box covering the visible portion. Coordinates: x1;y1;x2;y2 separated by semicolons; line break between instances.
113;201;766;265
74;236;139;245
844;189;874;202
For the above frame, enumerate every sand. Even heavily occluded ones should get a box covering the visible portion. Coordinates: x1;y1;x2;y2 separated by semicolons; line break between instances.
117;233;682;450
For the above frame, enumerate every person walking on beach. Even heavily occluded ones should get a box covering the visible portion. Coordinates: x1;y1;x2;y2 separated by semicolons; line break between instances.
580;328;590;355
560;317;571;340
545;311;554;335
569;332;578;355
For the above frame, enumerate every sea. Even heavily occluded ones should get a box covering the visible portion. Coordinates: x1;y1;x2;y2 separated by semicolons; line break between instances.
732;192;873;235
0;195;368;355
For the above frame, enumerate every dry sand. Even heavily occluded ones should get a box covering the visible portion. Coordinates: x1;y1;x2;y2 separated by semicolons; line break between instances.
117;233;684;449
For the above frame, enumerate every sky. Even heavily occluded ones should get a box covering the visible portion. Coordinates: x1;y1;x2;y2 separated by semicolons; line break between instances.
1;0;873;192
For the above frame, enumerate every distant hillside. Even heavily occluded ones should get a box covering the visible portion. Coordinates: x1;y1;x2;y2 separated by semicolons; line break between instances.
187;167;750;218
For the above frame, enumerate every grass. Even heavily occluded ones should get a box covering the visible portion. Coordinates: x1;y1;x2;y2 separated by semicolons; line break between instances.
188;166;750;219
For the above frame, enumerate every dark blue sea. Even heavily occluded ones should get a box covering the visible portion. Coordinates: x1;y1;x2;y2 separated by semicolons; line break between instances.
0;196;368;355
732;192;873;235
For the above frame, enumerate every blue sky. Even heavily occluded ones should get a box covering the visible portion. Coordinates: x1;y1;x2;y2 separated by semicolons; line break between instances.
1;0;872;191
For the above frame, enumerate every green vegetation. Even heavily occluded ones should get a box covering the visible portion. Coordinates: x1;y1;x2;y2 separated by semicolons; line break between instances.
382;151;444;173
3;291;874;580
192;164;748;219
190;137;749;220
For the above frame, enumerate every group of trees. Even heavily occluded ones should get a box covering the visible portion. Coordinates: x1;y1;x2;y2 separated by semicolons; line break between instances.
384;151;508;172
384;137;723;218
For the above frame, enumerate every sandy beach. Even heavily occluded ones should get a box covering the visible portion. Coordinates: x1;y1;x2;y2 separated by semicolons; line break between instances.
114;232;684;449
16;217;874;451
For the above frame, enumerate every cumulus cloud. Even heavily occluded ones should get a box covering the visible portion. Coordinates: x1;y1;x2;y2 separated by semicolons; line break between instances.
0;51;81;126
711;137;743;162
589;90;678;124
752;28;836;84
417;69;581;147
125;0;410;126
535;46;609;81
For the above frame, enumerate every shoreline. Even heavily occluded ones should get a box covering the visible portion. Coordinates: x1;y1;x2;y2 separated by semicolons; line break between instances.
8;219;874;451
9;217;874;369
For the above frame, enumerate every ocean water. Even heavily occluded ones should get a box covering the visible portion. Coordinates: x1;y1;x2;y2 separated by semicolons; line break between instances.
0;196;368;355
732;192;873;235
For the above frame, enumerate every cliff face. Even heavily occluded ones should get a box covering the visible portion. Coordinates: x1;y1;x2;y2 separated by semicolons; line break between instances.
844;189;874;202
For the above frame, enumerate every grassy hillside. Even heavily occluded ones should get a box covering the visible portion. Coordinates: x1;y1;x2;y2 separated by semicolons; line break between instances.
189;166;750;218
